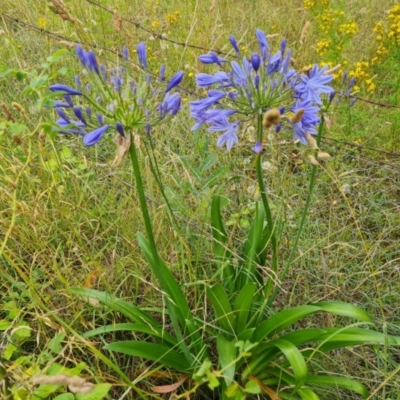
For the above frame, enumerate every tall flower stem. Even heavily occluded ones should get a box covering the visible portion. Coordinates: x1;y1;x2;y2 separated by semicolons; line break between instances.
128;133;192;362
255;114;278;299
267;115;325;307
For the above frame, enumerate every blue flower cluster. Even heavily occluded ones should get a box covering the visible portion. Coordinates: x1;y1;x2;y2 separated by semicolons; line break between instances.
49;43;184;146
190;30;335;150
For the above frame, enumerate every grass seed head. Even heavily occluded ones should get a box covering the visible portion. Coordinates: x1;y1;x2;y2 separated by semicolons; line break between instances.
1;103;15;122
50;0;76;24
300;21;311;45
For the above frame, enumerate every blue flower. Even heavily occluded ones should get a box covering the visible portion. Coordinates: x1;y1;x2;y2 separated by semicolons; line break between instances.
83;125;110;146
198;52;228;67
196;72;230;88
256;29;269;51
231;61;249;88
159;65;166;81
291;99;320;143
122;46;129;61
165;71;184;93
208;118;240;150
116;122;125;137
191;108;236;131
251;53;261;72
50;84;82;96
296;64;334;104
73;107;87;125
137;42;147;68
229;35;240;56
253;141;262;153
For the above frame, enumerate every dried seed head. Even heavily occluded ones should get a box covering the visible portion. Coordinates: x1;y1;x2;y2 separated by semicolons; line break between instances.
324;64;341;75
291;108;304;124
112;134;131;167
1;103;15;122
58;40;75;49
305;133;318;149
11;102;28;120
50;0;76;23
263;108;281;128
31;374;94;394
31;374;70;386
300;21;311;45
317;151;331;160
308;155;320;166
113;10;122;32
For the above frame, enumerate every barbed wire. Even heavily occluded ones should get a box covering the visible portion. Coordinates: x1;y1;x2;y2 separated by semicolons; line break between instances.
84;0;228;55
1;12;399;158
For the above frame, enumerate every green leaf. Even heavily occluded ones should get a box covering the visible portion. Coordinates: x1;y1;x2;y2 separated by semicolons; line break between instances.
234;282;256;332
136;233;204;356
316;327;400;351
306;375;369;399
244;380;261;394
270;339;308;390
3;343;17;360
311;302;372;322
0;320;11;330
49;332;66;354
53;394;75;400
217;335;236;386
82;323;178;346
60;147;72;159
254;305;321;341
46;49;68;63
70;288;160;328
297;387;321;400
105;341;191;372
207;284;235;334
211;195;232;264
76;383;112;400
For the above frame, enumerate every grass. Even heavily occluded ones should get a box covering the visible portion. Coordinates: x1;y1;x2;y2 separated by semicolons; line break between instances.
1;0;400;398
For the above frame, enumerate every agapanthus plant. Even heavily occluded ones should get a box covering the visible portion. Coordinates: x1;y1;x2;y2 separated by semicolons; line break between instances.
49;43;184;152
191;29;335;150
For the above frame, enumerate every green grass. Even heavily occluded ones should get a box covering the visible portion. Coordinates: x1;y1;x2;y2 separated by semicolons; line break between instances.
1;0;400;398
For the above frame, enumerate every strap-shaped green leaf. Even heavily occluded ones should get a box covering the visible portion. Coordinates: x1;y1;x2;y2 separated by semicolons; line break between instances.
254;305;321;341
207;283;235;334
211;195;229;256
311;302;372;322
82;323;178;346
137;233;203;350
70;288;159;327
306;375;368;399
296;387;321;400
234;282;257;332
217;335;237;386
105;341;191;372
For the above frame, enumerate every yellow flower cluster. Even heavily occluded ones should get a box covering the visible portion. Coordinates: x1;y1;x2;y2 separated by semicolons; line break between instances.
318;9;344;34
304;0;316;10
38;17;48;29
151;20;161;30
339;21;359;35
165;11;180;24
349;62;375;92
316;38;331;55
303;0;329;9
388;4;400;42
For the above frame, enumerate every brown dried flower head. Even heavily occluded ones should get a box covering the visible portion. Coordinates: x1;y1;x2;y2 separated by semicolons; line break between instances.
263;108;281;128
291;108;304;124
